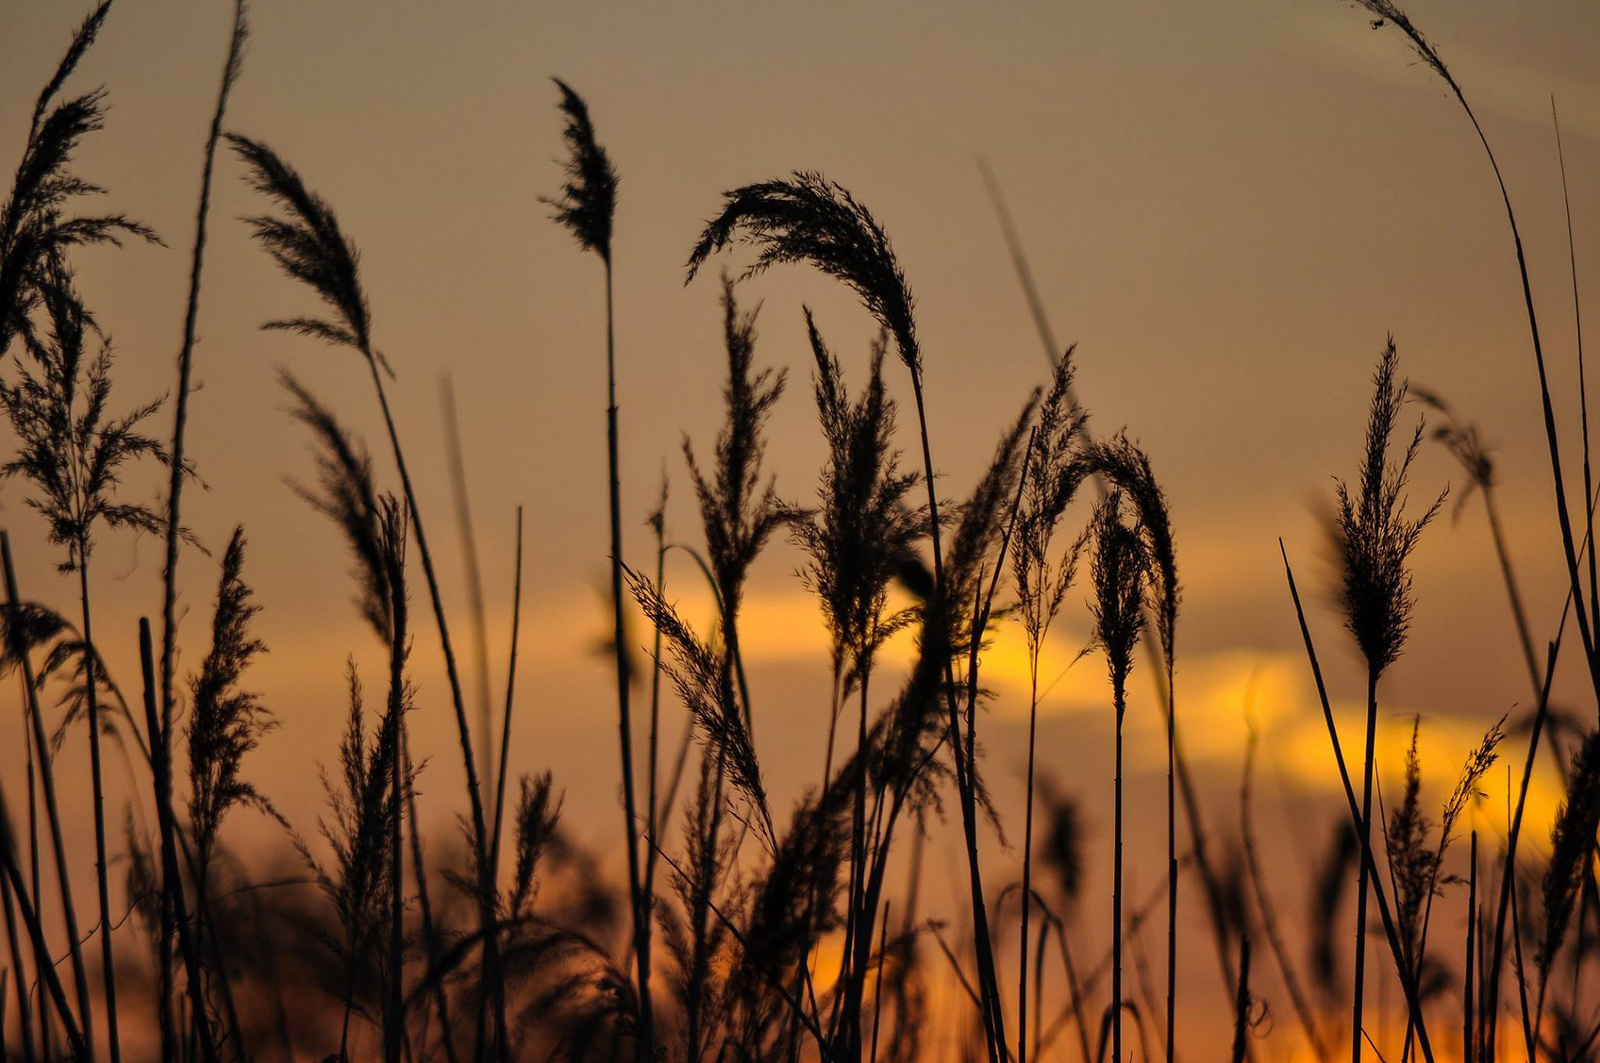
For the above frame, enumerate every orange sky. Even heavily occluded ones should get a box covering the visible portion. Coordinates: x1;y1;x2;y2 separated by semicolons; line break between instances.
3;1;1599;1058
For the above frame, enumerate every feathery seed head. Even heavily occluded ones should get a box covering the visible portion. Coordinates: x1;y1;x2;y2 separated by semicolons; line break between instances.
686;172;921;374
1334;337;1445;677
546;78;618;264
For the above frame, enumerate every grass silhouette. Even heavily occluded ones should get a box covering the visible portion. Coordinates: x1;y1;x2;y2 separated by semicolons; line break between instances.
1;3;1598;1062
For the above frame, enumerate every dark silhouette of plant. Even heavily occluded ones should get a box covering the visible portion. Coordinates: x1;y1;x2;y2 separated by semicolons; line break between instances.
684;274;790;730
1350;0;1600;713
157;11;248;1052
1331;337;1443;1062
688;171;1014;1063
232;133;505;1057
0;276;174;1063
184;526;279;1038
1010;350;1088;1063
1089;490;1148;1063
186;528;276;881
1537;730;1600;1036
791;308;925;1057
541;76;651;1063
0;1;157;359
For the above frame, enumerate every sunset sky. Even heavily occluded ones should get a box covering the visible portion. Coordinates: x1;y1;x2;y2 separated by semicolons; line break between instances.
3;1;1599;1056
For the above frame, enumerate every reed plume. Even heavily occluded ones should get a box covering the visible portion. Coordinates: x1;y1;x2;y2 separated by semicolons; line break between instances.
0;1;158;358
233;133;511;1054
686;172;1016;1063
683;274;790;728
185;528;277;878
184;525;279;1041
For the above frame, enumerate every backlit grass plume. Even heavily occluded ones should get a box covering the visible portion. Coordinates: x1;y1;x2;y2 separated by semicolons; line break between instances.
545;78;618;264
0;1;159;356
687;172;917;373
1349;0;1600;711
684;274;790;725
282;372;394;638
1335;340;1445;676
793;311;924;691
185;526;277;876
227;134;383;372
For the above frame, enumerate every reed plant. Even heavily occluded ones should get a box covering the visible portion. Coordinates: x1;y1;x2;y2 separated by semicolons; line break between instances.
1330;338;1444;1061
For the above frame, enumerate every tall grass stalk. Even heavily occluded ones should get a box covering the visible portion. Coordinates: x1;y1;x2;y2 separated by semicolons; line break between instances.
487;506;525;1054
157;5;246;1049
1553;100;1597;665
542;79;653;1061
1331;340;1443;1061
1090;492;1148;1063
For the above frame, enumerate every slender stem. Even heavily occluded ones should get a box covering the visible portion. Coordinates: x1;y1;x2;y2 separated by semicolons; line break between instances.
869;900;890;1063
642;495;666;975
1553;100;1598;667
1164;657;1176;1063
598;262;652;1060
1019;665;1040;1063
486;507;524;1060
386;562;408;1063
159;14;245;1052
488;507;525;881
1230;935;1252;1063
1113;678;1125;1063
1352;669;1378;1062
1510;870;1533;1058
1465;832;1476;1063
440;377;495;800
76;556;120;1063
1487;637;1565;1058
